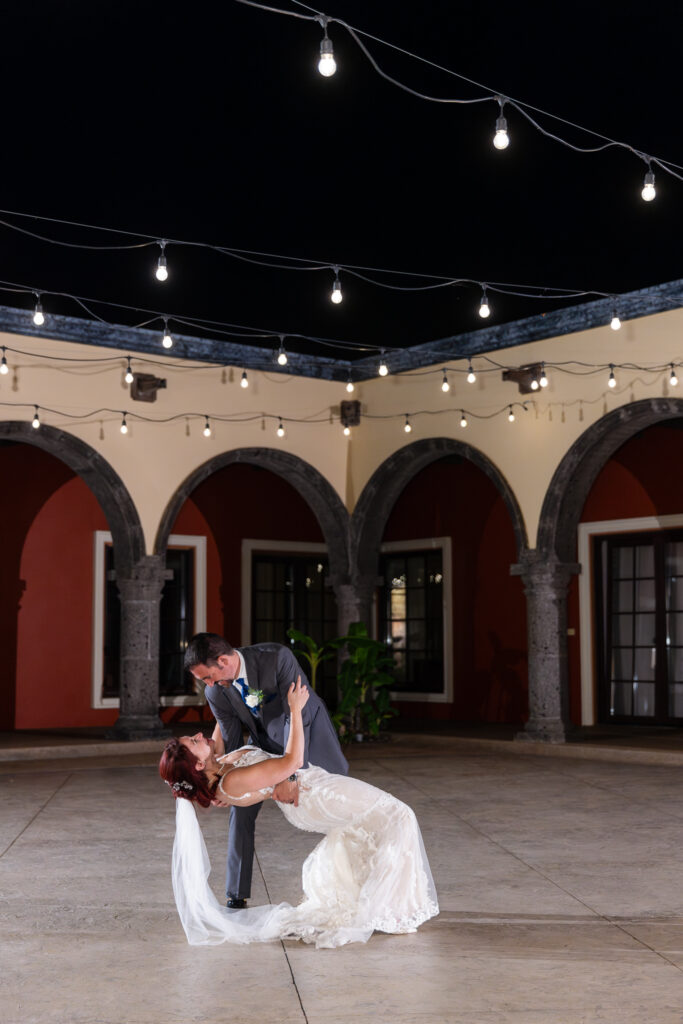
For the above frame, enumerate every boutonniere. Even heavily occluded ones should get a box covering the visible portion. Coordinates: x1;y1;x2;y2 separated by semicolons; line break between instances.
245;688;264;709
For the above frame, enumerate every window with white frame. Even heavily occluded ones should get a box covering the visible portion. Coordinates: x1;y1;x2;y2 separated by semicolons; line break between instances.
378;538;452;703
92;532;207;708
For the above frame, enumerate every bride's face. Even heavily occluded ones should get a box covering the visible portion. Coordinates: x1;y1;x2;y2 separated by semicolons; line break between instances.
180;732;215;769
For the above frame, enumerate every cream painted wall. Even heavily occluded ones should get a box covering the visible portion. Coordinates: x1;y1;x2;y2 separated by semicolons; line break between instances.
0;332;348;552
350;307;683;546
2;304;683;551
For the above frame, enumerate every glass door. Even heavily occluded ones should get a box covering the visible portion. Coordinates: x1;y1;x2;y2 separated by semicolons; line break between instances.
595;530;683;724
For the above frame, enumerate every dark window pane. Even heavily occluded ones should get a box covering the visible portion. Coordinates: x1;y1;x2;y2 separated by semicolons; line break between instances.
379;548;444;694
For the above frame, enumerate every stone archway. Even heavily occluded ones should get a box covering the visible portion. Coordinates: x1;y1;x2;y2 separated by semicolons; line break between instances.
154;447;351;630
349;436;527;628
0;421;165;739
520;398;683;743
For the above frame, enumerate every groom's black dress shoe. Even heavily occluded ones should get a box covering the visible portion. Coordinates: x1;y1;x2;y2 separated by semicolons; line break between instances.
226;896;247;909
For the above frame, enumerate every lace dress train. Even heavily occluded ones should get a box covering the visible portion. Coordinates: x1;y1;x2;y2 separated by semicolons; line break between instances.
171;750;439;949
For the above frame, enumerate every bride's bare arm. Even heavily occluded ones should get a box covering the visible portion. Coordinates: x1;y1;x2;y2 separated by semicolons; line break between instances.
217;678;309;801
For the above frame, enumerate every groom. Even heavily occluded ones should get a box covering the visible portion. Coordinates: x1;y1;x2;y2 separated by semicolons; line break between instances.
184;632;349;908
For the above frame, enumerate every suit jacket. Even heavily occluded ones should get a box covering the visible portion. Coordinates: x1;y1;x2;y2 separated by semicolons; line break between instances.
205;642;349;776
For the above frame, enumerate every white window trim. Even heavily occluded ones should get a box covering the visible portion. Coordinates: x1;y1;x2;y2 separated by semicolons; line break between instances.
380;537;453;704
577;514;683;725
92;531;207;709
241;539;328;646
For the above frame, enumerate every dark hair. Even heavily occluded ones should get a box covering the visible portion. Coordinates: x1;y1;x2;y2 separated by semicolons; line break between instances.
159;738;218;809
184;632;234;672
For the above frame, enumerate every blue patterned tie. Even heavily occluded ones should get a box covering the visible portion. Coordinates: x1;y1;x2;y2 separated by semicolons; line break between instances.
233;677;259;718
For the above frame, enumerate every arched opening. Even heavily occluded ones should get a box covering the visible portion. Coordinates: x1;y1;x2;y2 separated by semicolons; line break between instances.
352;439;528;727
538;399;683;733
0;423;145;733
156;449;350;711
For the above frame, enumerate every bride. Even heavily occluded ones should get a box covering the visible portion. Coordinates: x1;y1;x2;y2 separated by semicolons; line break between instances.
159;678;438;949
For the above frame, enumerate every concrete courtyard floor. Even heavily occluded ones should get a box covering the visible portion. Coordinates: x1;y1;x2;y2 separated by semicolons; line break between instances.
1;737;682;1024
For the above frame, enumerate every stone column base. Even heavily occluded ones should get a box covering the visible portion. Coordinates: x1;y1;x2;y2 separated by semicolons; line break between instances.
106;715;171;741
515;718;566;744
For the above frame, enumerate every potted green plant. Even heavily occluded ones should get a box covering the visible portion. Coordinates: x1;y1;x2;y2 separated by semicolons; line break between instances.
330;622;397;742
286;628;336;693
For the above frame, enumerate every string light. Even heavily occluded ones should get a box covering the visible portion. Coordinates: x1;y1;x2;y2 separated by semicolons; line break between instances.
120;413;128;435
670;364;679;387
378;351;389;376
610;307;621;330
641;169;656;202
508;405;515;422
343;425;351;437
346;374;355;393
608;364;616;388
404;414;412;433
539;363;548;388
478;287;491;319
155;241;169;281
240;370;249;388
493;98;510;150
530;370;540;391
0;347;8;375
31;405;40;429
162;319;174;349
203;416;212;437
276;418;286;438
124;357;134;384
330;269;343;304
32;295;45;327
317;19;336;77
467;362;476;383
459;410;467;428
277;338;288;366
441;370;450;393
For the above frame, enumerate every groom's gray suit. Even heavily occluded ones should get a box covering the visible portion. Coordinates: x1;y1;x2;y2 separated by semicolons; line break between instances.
205;642;349;900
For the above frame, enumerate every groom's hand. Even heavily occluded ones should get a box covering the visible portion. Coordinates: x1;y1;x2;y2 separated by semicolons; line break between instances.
272;779;299;806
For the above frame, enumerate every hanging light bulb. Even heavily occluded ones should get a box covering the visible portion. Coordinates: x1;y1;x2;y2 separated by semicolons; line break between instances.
539;363;548;388
493;98;510;150
478;287;491;319
0;347;8;375
460;411;468;428
404;414;412;433
441;370;450;393
343;425;351;437
276;418;285;438
330;269;343;304
608;364;617;388
467;362;476;383
610;305;622;330
32;405;40;429
670;364;679;387
203;416;212;437
33;295;45;327
508;406;515;423
277;338;288;366
530;371;540;391
124;357;134;385
162;319;173;349
120;413;128;435
240;371;249;389
318;21;336;76
155;241;169;281
378;351;389;377
345;374;355;394
641;169;656;202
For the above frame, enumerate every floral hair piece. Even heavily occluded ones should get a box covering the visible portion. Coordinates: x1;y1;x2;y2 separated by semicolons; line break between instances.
166;780;194;793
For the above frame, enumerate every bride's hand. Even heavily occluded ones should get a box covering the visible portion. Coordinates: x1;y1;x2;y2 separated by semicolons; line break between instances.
287;676;309;713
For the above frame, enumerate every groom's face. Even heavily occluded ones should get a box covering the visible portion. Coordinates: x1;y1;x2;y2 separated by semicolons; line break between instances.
190;654;233;689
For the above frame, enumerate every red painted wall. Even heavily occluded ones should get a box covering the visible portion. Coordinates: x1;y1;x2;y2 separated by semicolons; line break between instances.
568;424;683;722
382;457;527;724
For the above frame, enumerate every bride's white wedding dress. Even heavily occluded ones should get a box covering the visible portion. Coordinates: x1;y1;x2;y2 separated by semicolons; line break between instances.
172;748;439;949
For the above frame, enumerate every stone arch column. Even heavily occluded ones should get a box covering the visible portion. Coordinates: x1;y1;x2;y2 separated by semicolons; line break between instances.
0;421;166;739
350;435;528;629
527;398;683;742
154;447;351;633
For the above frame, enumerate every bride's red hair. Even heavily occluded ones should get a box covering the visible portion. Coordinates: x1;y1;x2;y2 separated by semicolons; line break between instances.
159;739;217;809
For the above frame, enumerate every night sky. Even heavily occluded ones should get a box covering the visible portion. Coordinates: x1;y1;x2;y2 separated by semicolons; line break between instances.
0;0;680;361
